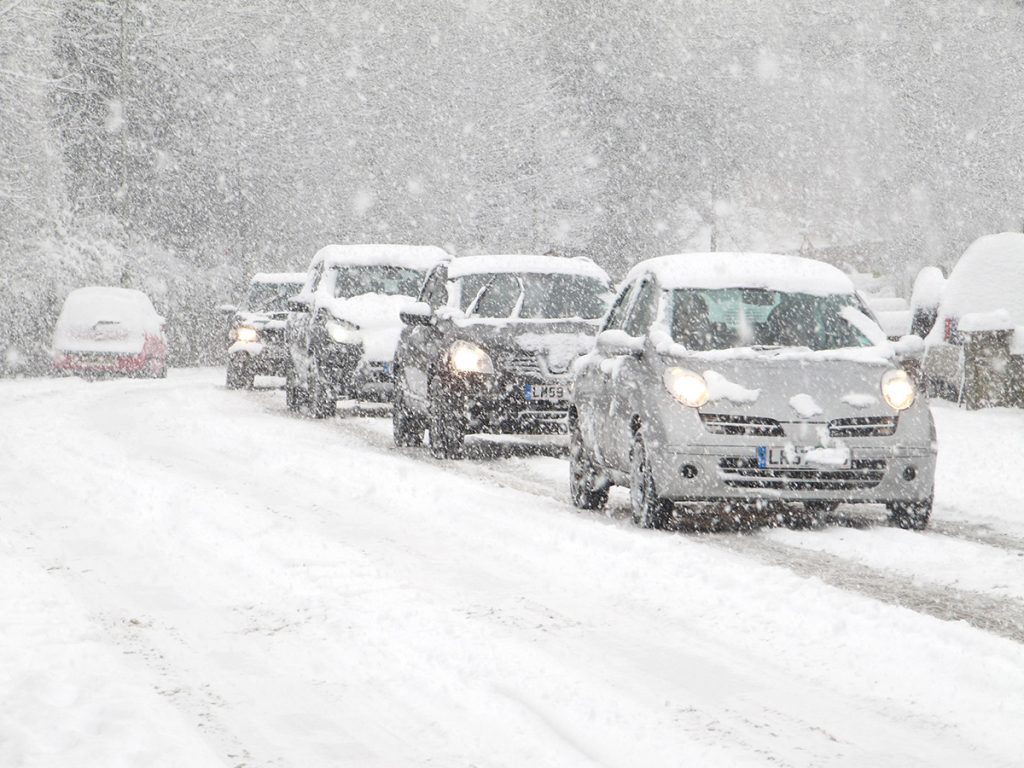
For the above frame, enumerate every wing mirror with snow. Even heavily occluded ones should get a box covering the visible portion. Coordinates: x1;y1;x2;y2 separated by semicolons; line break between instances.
217;303;238;316
893;333;925;360
596;329;644;358
400;301;435;326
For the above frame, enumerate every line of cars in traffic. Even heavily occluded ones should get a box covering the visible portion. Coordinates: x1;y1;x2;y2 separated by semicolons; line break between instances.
222;244;937;531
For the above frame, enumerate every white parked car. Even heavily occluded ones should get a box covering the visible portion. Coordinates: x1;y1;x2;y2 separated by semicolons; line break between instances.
924;232;1024;399
52;286;168;378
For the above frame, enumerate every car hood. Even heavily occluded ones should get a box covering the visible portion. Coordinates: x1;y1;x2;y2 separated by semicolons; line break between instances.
674;353;900;420
325;293;418;361
459;320;600;375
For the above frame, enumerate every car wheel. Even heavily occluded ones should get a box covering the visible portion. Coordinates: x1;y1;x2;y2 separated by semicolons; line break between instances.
226;356;253;389
630;433;672;529
428;379;465;459
285;369;306;412
887;499;931;530
569;418;608;510
307;357;337;419
393;375;426;447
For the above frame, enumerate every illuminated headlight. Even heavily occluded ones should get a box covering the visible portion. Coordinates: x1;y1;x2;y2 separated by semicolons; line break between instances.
881;368;915;411
449;340;494;374
663;367;709;408
233;326;260;343
326;319;360;344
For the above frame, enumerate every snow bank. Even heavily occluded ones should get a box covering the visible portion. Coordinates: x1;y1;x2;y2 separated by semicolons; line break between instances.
625;252;855;296
448;254;609;281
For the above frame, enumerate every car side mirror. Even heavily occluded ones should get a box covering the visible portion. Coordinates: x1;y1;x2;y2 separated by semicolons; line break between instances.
596;329;643;358
400;302;434;326
287;297;310;313
217;303;237;316
893;333;925;360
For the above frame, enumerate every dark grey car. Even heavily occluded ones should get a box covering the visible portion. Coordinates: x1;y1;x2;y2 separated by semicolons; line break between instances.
392;254;612;458
569;253;936;530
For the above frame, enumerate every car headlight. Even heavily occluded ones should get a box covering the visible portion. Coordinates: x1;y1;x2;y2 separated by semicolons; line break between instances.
664;367;709;407
326;319;360;344
449;340;494;374
881;368;915;410
233;326;260;343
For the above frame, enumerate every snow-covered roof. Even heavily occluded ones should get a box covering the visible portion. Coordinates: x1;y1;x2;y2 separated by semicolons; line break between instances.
448;254;609;282
251;272;306;284
910;266;945;311
60;286;159;317
626;252;856;295
311;244;448;272
937;233;1024;322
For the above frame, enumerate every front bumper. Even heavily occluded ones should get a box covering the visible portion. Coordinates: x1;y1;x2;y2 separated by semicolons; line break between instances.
453;377;571;435
649;442;936;504
55;351;149;375
229;341;291;375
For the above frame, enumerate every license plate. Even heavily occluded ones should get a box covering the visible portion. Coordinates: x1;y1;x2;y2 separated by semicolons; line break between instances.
758;446;850;469
524;383;565;401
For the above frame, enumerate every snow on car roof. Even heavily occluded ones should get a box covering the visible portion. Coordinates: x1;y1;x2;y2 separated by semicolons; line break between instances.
937;232;1024;322
251;272;306;284
625;252;855;296
312;244;448;271
448;254;609;282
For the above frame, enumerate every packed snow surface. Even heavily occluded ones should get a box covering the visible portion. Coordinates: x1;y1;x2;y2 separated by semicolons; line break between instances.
1;371;1023;767
625;252;855;295
447;254;609;281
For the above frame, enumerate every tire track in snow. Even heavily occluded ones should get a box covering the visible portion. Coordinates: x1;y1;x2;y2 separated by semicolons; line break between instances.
259;394;1024;645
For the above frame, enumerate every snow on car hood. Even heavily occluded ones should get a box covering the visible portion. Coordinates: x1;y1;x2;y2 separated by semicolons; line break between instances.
515;331;596;373
323;293;417;361
679;356;899;419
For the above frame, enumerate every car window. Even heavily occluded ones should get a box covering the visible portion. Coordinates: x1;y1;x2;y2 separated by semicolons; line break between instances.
419;265;449;309
308;260;325;293
669;288;873;351
622;280;658;337
333;265;425;298
603;280;639;331
472;274;523;318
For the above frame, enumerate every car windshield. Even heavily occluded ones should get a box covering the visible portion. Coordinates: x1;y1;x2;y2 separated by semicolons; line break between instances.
459;272;610;320
245;282;302;313
668;288;873;352
333;265;425;299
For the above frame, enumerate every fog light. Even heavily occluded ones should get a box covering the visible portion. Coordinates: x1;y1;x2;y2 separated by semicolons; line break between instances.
680;464;699;479
902;466;917;481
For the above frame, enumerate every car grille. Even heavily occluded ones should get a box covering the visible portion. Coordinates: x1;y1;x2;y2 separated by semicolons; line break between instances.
509;351;544;379
828;416;898;438
718;457;887;491
701;413;785;437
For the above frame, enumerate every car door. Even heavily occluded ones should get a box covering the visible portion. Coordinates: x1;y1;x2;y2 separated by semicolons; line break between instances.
397;263;448;410
287;257;324;386
600;277;659;471
587;279;641;467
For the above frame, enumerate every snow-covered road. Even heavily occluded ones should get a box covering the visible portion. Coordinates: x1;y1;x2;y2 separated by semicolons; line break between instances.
2;369;1023;767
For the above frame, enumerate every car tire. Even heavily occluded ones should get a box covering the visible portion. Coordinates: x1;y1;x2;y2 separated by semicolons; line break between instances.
285;370;306;412
886;499;931;530
569;418;608;510
428;379;465;459
630;433;672;529
307;357;337;419
393;375;426;447
226;356;254;389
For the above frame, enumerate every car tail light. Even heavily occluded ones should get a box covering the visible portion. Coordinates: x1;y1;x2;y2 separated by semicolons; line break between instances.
943;317;954;342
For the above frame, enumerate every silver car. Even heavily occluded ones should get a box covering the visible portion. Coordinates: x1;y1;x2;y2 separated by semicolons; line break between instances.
569;253;936;530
